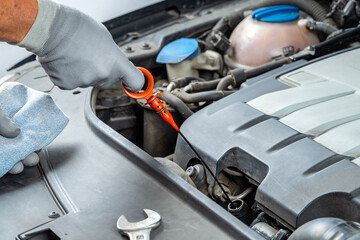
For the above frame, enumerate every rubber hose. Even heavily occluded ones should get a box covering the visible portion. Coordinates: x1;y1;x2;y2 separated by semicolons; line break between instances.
225;53;292;85
306;20;338;36
245;57;292;79
229;186;254;201
182;76;207;82
166;76;207;92
162;90;194;119
244;0;335;26
184;79;221;93
216;76;235;91
172;89;235;103
211;10;244;35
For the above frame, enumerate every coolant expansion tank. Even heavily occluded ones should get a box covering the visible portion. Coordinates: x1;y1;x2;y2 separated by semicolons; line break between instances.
229;5;319;67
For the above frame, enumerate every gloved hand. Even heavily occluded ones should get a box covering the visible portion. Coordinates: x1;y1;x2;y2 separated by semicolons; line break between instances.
0;108;39;175
8;152;40;174
18;0;144;91
0;108;20;138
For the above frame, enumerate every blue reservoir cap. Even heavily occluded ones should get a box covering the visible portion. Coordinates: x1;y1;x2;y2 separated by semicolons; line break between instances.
252;5;299;22
156;38;200;64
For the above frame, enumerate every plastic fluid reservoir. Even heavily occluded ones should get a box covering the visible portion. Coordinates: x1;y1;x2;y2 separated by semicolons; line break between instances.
228;5;319;67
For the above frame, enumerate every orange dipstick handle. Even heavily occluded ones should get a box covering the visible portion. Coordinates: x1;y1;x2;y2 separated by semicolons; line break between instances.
122;67;179;132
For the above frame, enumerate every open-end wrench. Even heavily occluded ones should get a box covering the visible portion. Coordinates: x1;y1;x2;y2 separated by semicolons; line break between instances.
117;209;161;240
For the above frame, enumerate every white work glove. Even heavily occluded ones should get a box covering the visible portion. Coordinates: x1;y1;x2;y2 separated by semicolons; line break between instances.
0;108;20;138
18;0;144;91
0;108;39;175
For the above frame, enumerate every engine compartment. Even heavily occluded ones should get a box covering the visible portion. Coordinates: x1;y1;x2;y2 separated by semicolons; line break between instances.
95;0;360;239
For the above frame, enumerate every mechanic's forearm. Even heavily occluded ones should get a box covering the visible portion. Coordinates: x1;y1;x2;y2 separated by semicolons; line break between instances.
1;0;144;90
0;0;38;43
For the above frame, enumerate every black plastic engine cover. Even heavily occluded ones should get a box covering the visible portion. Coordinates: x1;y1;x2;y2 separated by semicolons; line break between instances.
173;57;360;228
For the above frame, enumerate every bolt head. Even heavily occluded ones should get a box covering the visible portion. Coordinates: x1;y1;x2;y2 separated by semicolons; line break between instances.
306;46;314;51
48;211;60;219
124;46;134;53
141;43;151;50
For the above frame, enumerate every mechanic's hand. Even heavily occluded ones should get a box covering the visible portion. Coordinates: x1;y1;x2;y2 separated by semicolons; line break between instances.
8;152;40;175
0;108;20;138
0;108;39;175
18;0;144;91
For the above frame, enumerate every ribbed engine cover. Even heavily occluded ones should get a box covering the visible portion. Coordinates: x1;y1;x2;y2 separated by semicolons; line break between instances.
174;48;360;228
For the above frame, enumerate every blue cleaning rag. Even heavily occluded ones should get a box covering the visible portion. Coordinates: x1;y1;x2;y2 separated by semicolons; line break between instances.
0;82;69;177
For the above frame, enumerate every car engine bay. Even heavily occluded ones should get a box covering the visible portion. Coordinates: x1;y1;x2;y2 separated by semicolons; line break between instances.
94;0;360;239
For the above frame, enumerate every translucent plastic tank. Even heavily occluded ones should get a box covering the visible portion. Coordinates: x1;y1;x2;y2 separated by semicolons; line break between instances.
229;6;319;67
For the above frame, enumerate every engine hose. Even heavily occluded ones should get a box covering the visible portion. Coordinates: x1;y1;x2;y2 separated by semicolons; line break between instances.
216;75;236;91
229;186;254;201
166;76;207;92
184;79;221;93
172;89;235;103
243;0;335;26
209;10;244;37
162;90;194;119
306;20;338;36
223;57;292;87
245;57;292;78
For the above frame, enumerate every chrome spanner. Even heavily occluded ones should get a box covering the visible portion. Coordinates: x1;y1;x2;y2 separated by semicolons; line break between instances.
117;209;161;240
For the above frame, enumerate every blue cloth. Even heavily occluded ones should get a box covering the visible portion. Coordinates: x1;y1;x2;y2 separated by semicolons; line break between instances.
0;82;69;177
